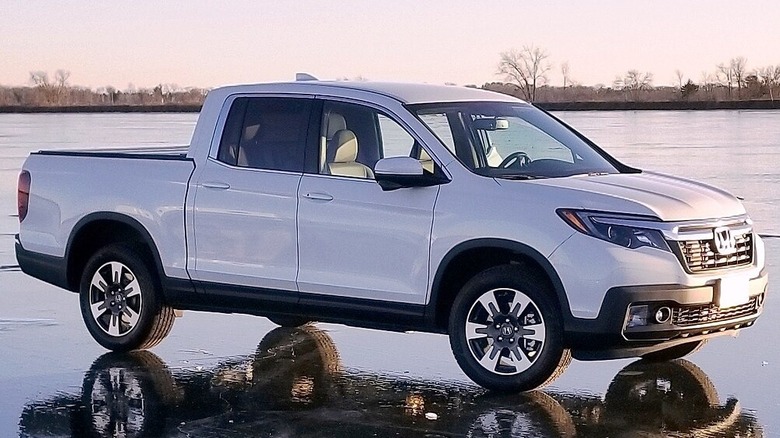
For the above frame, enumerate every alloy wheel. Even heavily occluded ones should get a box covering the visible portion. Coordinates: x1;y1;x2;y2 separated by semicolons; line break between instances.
465;287;546;375
88;261;143;337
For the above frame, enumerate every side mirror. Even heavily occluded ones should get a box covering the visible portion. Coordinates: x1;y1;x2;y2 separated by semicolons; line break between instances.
374;157;448;191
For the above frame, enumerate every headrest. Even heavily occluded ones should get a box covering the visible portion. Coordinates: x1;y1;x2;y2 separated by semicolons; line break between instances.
243;123;260;141
326;113;347;138
330;129;358;163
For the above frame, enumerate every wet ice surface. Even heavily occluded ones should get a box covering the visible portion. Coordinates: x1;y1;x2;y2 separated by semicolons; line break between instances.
4;271;778;437
1;111;779;436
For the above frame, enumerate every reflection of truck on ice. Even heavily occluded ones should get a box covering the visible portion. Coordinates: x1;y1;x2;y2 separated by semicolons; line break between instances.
19;326;762;437
17;79;767;391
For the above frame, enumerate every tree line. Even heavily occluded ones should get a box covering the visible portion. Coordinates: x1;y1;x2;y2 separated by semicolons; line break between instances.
2;51;780;108
486;45;780;103
1;70;207;107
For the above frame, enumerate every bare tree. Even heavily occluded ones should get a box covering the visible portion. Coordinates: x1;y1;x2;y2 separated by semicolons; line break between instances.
29;71;51;88
675;69;684;89
105;86;118;104
730;57;747;98
613;70;653;101
700;71;717;97
716;63;734;98
561;61;572;92
54;69;71;88
757;65;780;101
497;45;551;102
614;70;653;90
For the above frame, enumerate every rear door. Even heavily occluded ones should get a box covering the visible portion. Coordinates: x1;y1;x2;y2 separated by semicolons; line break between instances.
189;95;314;303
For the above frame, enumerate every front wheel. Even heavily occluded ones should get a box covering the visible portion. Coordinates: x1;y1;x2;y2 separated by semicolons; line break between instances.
79;244;175;351
449;265;571;392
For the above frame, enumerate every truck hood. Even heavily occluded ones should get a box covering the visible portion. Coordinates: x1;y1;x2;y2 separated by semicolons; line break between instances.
505;171;746;222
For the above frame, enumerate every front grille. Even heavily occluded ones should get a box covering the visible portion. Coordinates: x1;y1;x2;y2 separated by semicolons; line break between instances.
672;295;760;326
677;232;753;272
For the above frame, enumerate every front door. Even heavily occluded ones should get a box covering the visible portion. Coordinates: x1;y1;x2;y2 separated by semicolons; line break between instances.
297;100;440;305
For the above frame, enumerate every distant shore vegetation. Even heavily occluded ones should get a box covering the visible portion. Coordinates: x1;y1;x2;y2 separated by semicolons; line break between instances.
1;48;779;111
0;70;207;108
480;45;780;106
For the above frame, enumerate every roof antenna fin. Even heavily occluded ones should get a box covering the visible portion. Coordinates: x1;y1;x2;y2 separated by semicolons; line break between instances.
295;73;318;81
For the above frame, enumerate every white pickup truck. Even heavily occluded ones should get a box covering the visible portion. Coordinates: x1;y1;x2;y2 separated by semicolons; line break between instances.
16;79;768;391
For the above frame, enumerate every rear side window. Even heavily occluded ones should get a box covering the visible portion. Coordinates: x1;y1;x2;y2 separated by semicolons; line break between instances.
217;97;311;172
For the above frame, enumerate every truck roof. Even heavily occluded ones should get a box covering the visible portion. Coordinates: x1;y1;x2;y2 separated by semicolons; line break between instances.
210;81;524;105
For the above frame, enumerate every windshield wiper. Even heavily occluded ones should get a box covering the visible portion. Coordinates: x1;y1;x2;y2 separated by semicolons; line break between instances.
499;174;544;180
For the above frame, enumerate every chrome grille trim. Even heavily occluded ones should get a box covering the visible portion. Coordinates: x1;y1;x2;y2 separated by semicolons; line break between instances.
672;296;760;326
677;232;753;272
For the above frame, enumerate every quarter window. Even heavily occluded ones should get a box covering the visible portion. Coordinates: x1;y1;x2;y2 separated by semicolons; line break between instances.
217;97;311;172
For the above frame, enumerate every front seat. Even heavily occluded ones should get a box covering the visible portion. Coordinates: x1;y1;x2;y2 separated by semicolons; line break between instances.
320;112;346;173
327;129;374;179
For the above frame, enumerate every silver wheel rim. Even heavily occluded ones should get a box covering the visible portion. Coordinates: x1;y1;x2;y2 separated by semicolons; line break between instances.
465;287;546;375
88;261;143;337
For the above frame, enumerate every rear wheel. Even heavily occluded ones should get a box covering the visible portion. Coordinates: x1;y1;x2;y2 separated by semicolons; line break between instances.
448;265;571;392
79;244;174;351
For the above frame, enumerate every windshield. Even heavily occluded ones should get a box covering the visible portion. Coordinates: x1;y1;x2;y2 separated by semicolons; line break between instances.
410;102;621;179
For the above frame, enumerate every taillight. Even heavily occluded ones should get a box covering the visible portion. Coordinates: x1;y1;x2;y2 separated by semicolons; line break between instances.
18;170;30;222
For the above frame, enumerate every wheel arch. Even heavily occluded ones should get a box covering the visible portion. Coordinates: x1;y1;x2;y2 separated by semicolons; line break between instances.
65;212;166;293
426;238;573;331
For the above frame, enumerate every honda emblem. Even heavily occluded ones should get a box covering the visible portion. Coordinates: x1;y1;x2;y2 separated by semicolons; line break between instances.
713;227;737;255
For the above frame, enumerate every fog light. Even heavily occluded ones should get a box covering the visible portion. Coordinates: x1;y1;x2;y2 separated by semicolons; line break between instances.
627;305;650;328
654;307;672;324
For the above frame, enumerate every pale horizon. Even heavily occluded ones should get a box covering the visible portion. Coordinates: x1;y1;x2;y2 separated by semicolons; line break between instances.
2;0;778;90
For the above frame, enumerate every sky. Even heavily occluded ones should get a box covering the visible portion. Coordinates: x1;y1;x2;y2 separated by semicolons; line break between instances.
1;0;778;90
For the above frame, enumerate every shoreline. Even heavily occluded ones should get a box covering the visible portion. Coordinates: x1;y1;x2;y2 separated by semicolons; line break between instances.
1;100;779;114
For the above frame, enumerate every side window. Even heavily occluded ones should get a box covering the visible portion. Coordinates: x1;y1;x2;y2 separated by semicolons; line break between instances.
377;114;415;158
418;113;456;154
217;97;311;172
320;101;435;179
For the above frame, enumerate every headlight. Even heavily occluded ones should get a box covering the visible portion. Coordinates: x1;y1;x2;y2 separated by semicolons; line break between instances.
557;209;671;252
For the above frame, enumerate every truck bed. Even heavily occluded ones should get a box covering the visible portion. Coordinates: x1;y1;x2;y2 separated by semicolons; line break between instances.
18;145;196;283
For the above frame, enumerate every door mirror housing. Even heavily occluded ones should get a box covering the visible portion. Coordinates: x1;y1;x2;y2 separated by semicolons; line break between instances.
374;157;448;191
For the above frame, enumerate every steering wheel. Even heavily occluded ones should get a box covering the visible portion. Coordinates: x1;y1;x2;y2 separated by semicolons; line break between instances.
499;151;531;169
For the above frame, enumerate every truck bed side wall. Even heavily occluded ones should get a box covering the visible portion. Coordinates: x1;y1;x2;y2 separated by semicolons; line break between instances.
20;154;195;280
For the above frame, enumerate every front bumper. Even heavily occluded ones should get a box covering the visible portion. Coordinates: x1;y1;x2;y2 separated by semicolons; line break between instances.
566;268;768;360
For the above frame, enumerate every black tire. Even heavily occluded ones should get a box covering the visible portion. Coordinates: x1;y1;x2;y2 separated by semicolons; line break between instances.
641;340;707;362
448;265;571;392
79;243;174;352
266;315;312;328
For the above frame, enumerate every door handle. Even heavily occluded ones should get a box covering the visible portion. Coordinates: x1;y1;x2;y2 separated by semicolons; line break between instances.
303;192;333;201
202;181;231;190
